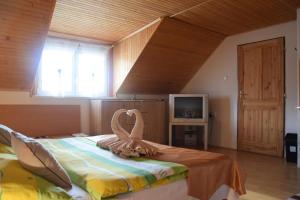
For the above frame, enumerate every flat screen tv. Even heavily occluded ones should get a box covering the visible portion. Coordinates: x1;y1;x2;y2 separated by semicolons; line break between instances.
169;94;208;123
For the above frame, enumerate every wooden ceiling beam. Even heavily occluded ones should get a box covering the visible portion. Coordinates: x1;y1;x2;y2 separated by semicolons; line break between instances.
170;0;214;17
115;18;163;45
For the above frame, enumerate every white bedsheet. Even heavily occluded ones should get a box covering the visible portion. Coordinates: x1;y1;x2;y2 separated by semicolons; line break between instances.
68;184;91;200
68;180;239;200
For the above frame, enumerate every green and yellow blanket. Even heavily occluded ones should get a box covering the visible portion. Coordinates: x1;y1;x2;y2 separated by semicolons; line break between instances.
38;136;188;199
0;153;72;200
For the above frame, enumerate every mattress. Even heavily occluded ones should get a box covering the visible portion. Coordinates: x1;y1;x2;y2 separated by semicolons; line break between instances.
39;136;188;199
68;180;239;200
0;135;244;200
59;136;242;200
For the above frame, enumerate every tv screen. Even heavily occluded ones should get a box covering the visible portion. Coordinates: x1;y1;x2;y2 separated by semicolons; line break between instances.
174;97;203;119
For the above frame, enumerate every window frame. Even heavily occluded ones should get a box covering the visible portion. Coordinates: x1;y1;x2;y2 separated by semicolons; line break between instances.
36;37;112;98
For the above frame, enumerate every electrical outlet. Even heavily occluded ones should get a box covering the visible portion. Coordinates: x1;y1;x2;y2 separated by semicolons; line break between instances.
290;146;297;152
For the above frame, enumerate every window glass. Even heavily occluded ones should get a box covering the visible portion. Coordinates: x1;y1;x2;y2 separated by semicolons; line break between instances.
37;37;110;97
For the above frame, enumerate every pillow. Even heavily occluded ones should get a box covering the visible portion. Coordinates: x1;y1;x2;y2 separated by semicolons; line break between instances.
0;124;13;146
0;153;72;200
11;132;72;190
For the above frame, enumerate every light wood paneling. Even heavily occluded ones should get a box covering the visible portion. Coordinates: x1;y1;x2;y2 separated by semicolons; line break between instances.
174;0;297;35
90;100;167;144
2;0;299;92
112;21;161;94
0;105;81;137
117;17;225;94
50;0;299;43
237;38;284;157
50;0;208;42
0;0;56;91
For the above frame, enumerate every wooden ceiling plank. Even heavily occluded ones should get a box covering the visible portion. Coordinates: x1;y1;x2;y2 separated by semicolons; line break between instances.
113;20;161;94
0;0;56;91
174;0;296;36
117;17;225;94
50;0;208;41
50;0;298;42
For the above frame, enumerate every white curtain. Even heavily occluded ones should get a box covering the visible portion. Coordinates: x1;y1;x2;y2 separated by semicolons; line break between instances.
36;37;111;98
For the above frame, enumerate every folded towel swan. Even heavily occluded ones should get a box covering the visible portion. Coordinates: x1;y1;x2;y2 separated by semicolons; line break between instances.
97;109;158;158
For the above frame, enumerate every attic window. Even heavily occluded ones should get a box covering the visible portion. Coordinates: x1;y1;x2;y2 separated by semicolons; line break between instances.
36;37;110;97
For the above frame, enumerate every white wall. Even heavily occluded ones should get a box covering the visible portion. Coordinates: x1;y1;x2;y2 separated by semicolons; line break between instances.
182;21;298;149
0;91;90;133
296;9;300;167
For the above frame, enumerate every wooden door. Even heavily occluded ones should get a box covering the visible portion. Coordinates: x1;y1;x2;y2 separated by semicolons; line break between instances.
238;38;284;157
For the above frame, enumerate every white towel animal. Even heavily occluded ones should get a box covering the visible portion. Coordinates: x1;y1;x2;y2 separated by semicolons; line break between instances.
97;109;158;158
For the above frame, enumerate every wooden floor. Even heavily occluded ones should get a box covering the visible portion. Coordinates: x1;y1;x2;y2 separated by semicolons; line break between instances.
209;147;300;200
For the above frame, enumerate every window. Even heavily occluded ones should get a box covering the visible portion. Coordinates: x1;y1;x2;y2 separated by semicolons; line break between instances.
37;37;110;97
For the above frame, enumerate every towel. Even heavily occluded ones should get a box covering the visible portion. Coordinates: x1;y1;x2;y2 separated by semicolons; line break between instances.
97;109;158;158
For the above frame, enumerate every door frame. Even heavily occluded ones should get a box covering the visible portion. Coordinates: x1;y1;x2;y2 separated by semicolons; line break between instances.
237;37;286;156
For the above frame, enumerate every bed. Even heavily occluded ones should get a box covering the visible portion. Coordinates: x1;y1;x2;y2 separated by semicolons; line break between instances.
68;179;239;200
0;135;245;200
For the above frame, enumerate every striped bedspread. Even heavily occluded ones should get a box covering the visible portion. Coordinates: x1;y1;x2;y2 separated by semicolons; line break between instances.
0;153;72;200
38;136;188;200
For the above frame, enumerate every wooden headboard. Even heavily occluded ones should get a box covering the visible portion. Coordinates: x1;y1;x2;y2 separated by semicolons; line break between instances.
0;105;81;137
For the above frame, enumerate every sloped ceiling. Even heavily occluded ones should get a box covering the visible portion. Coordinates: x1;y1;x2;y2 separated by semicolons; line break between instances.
50;0;300;43
1;0;300;92
113;20;161;94
0;0;56;91
174;0;297;35
117;17;225;94
113;0;300;94
49;0;207;43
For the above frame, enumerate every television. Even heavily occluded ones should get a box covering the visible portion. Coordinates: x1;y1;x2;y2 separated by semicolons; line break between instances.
169;94;208;123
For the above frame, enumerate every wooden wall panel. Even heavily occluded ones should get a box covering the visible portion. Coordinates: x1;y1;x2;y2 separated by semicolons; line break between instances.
0;0;56;91
117;17;225;94
174;0;296;36
112;21;161;94
0;105;81;137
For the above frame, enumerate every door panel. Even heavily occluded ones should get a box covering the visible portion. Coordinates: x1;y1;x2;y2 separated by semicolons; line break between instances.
243;47;262;100
238;38;284;157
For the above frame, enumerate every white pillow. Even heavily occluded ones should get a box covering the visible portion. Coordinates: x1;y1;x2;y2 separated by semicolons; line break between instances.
11;132;72;190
